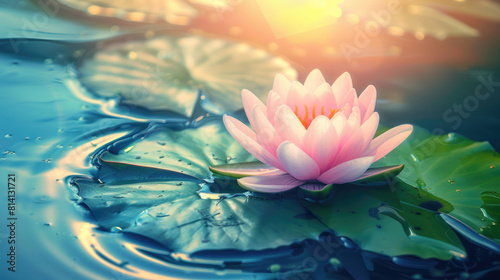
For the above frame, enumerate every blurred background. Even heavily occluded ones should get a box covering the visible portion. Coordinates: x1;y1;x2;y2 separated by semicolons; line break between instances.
2;0;499;149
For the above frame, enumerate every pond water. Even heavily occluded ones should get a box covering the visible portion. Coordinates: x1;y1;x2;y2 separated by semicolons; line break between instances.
1;1;500;279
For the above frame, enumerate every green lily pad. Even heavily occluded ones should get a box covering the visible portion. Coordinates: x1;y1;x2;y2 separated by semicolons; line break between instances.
372;126;500;242
75;161;328;253
100;122;256;180
303;126;500;259
76;178;199;229
127;195;328;252
55;0;234;25
302;180;466;260
78;35;297;116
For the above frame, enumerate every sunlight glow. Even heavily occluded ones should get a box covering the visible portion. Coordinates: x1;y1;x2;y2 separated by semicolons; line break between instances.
256;0;344;38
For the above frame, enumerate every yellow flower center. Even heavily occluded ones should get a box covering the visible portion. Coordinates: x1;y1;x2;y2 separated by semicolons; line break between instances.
294;104;340;128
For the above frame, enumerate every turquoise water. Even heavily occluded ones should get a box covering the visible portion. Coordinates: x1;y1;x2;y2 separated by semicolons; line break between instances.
1;1;500;279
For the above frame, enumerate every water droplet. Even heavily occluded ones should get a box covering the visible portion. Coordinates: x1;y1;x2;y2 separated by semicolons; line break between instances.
44;58;53;65
3;150;15;155
35;195;51;203
24;137;29;140
459;272;470;279
329;258;342;271
36;137;42;141
269;264;280;273
110;226;122;233
124;146;134;153
44;222;53;226
416;178;426;188
410;154;418;162
456;189;461;192
4;134;12;138
448;180;455;184
42;158;52;163
340;237;357;249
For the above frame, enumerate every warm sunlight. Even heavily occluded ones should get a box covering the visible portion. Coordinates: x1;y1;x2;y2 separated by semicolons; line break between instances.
256;0;344;37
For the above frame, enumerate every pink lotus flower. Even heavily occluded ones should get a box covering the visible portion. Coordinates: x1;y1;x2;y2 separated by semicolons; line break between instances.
217;69;413;193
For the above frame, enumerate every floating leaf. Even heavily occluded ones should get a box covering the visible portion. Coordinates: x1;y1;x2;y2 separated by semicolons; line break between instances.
373;126;500;243
340;0;500;38
75;173;328;253
100;122;256;180
127;195;328;253
302;180;466;260
98;157;203;183
365;178;454;214
78;35;297;116
55;0;234;25
75;177;200;229
303;126;500;259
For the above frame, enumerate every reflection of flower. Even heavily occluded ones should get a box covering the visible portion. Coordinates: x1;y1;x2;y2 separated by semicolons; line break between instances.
222;69;412;193
78;35;296;116
56;0;234;25
340;0;500;39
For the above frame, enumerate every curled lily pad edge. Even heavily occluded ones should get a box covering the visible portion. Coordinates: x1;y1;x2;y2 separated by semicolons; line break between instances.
209;161;405;196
